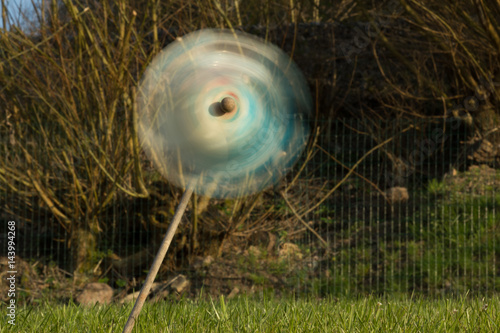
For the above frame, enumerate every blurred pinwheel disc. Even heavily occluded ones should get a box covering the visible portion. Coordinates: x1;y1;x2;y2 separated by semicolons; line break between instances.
137;29;312;198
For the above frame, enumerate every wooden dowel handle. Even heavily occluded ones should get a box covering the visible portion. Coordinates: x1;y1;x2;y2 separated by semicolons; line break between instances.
122;187;194;333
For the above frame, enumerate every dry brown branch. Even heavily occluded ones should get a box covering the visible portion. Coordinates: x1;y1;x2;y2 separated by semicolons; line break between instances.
280;191;328;248
314;144;389;203
298;125;414;218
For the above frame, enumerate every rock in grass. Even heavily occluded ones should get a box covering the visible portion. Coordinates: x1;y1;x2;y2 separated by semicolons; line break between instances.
170;275;189;294
120;277;189;303
76;282;113;306
120;291;141;304
120;282;162;303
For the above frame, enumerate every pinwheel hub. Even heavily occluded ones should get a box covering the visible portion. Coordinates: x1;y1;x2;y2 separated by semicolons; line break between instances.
220;96;237;113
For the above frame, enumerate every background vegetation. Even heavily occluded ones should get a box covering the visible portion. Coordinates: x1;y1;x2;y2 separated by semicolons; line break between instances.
0;0;499;300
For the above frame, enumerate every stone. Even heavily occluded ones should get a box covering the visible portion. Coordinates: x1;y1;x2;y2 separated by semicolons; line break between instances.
120;291;140;304
120;277;189;303
384;187;409;204
120;282;162;303
228;287;240;299
279;243;302;260
202;255;214;267
192;255;214;269
76;282;113;306
169;274;189;293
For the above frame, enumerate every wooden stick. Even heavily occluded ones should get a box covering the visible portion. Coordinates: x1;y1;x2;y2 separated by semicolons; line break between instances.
122;187;194;333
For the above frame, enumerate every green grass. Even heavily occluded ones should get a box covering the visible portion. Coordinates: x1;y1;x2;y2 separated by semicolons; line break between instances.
305;175;500;296
2;295;499;332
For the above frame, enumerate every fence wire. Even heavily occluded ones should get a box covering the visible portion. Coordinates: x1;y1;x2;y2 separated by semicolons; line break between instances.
1;118;498;297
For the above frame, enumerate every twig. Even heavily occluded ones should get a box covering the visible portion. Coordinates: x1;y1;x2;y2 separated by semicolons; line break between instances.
314;144;390;204
280;191;329;248
298;126;413;218
287;126;320;190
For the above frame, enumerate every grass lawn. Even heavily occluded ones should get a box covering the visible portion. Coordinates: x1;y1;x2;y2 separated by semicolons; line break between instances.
2;294;498;332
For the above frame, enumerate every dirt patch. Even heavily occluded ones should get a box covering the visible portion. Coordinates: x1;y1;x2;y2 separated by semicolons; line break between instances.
444;164;500;196
0;256;74;304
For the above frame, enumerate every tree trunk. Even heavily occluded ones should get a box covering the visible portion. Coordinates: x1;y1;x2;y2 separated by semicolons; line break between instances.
70;226;97;276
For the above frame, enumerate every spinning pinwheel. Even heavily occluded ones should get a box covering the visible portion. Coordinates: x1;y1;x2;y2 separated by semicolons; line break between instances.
123;29;311;332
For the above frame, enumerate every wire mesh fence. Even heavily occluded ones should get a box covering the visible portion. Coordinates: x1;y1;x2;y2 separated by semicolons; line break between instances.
2;117;498;297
